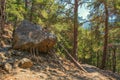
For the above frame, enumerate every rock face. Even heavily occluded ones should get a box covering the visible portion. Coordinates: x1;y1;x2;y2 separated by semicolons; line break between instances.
13;20;57;52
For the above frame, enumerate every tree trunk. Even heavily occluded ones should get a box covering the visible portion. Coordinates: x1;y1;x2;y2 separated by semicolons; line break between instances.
108;48;112;70
25;0;28;10
112;47;116;73
73;0;78;60
0;0;6;46
0;0;6;26
30;0;34;21
100;1;109;69
96;52;99;67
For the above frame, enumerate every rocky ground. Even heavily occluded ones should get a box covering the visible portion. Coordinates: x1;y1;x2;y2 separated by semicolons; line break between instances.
0;47;120;80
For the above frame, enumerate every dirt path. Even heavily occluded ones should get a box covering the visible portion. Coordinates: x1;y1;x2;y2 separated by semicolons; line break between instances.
0;48;120;80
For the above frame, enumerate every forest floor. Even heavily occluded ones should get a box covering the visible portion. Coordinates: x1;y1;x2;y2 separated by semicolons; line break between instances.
0;47;120;80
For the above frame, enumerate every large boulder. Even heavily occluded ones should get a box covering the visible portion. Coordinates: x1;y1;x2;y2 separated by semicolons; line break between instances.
13;20;57;52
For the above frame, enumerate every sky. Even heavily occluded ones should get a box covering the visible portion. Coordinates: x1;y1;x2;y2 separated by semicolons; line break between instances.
65;0;91;28
65;2;90;20
78;3;90;20
78;3;91;29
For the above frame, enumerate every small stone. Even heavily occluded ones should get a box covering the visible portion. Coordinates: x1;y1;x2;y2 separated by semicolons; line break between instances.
4;63;12;73
13;59;19;69
0;52;7;62
18;58;33;69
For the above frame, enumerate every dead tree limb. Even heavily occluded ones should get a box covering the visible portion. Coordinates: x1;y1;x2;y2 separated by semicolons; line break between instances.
59;43;87;72
49;49;66;71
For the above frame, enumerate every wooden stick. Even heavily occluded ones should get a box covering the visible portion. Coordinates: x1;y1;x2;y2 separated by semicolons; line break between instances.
50;49;66;71
35;48;39;63
59;43;87;72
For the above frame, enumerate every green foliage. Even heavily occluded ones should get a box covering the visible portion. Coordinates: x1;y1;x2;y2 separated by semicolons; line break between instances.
6;0;25;23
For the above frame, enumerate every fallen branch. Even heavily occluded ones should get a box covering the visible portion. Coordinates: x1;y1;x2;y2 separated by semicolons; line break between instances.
49;49;66;72
59;43;87;73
